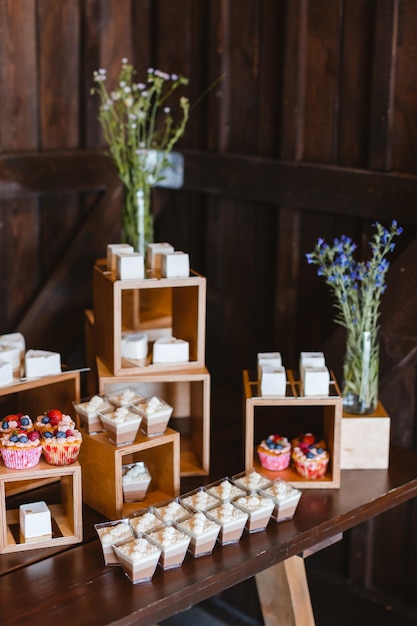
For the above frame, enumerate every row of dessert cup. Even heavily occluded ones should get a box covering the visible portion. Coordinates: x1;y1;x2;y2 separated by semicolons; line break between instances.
72;387;173;443
95;469;302;584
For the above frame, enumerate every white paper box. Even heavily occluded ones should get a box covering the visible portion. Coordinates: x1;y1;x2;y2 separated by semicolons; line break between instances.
146;242;174;270
25;349;61;378
19;501;52;540
116;253;145;280
121;332;148;360
107;244;134;271
0;345;21;371
153;337;189;364
303;366;330;396
299;351;325;372
0;360;13;386
257;352;282;380
0;332;25;358
161;252;190;278
260;366;286;396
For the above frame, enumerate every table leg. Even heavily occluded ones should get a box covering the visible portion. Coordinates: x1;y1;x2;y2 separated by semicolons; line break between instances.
255;555;315;626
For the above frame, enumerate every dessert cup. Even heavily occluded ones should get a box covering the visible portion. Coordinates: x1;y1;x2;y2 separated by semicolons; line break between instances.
122;461;152;502
128;508;160;536
72;395;111;434
98;406;142;446
205;477;247;502
232;492;275;533
135;396;173;436
179;487;221;512
94;519;134;565
145;522;190;570
107;387;145;408
259;478;302;522
176;511;220;558
154;497;190;523
113;535;161;583
205;501;248;545
231;468;272;493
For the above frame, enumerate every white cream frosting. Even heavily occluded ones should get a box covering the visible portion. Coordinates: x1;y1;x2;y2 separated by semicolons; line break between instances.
210;502;247;523
234;495;273;512
179;512;218;535
149;525;188;547
116;537;159;560
97;522;132;545
129;512;159;534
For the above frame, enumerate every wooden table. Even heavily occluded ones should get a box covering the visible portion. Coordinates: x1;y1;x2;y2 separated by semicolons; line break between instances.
1;446;417;626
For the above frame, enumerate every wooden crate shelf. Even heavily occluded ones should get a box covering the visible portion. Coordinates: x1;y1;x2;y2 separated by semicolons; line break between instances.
96;358;211;477
243;369;342;489
92;261;206;376
0;460;83;553
78;427;180;519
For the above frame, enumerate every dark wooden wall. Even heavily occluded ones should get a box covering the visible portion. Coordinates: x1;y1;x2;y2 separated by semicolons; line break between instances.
1;1;417;623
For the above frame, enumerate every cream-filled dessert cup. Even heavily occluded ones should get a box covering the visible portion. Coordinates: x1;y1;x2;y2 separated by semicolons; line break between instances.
107;387;145;408
113;535;161;583
231;469;272;493
179;487;221;512
205;477;247;502
176;511;220;558
98;406;142;446
154;498;190;523
232;492;275;533
205;501;248;545
122;461;152;502
72;395;111;434
128;508;160;536
145;522;191;570
259;478;302;522
94;519;134;565
135;396;173;436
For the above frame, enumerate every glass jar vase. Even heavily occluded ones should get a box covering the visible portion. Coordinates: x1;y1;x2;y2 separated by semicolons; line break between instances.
342;328;379;415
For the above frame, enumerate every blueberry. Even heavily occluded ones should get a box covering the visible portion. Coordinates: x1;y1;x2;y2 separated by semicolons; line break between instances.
56;431;66;438
316;448;323;454
20;417;30;426
43;431;53;438
41;416;50;424
266;440;275;449
9;435;19;442
306;452;315;459
2;421;8;429
19;435;28;443
274;443;283;450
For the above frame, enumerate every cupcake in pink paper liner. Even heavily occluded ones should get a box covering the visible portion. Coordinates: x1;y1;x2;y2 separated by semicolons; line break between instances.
42;415;82;465
291;433;329;479
0;429;42;469
257;434;291;471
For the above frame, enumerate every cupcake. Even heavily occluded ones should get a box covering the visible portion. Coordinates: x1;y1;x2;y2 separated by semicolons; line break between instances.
1;413;33;434
257;434;291;471
291;433;329;479
41;417;82;466
0;429;42;469
35;408;68;433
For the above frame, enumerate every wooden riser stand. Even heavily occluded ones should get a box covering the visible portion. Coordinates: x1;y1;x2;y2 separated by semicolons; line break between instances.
243;369;342;489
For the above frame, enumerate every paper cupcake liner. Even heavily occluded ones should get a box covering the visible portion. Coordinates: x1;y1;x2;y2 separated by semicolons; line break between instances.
0;446;42;469
258;449;290;471
42;442;81;466
293;457;329;479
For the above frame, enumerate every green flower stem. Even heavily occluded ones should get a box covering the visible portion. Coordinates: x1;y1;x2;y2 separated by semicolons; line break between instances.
122;183;153;255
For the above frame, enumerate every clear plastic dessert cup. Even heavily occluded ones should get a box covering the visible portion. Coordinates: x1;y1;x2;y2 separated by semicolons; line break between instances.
204;477;247;502
153;497;190;523
94;519;134;565
259;478;302;522
205;501;248;546
232;492;275;533
179;486;221;512
127;507;160;536
107;387;145;408
145;522;191;570
231;468;272;493
122;461;152;502
135;396;173;437
98;406;142;446
113;534;161;583
72;395;111;434
176;511;221;558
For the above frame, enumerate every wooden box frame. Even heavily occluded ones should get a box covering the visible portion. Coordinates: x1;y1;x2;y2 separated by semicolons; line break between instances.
78;427;180;519
0;460;83;553
341;402;390;469
96;358;210;477
93;261;206;376
243;370;342;489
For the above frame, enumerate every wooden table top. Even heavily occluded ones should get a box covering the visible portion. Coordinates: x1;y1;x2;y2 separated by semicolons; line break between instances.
1;446;417;626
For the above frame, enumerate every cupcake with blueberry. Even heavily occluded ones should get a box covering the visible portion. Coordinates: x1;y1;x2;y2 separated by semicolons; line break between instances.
35;408;66;433
1;413;34;434
0;428;42;469
291;432;329;479
257;434;291;471
41;415;82;466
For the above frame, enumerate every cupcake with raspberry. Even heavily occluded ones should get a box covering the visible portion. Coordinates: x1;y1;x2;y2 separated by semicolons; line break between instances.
0;428;42;469
41;417;82;466
291;433;329;479
257;434;291;471
35;408;66;434
1;413;33;434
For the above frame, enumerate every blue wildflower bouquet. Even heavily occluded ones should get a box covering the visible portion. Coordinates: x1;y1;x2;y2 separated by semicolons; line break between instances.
306;221;403;412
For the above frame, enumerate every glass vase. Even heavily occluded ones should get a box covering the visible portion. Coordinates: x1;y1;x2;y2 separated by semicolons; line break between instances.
342;328;379;415
122;183;153;256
